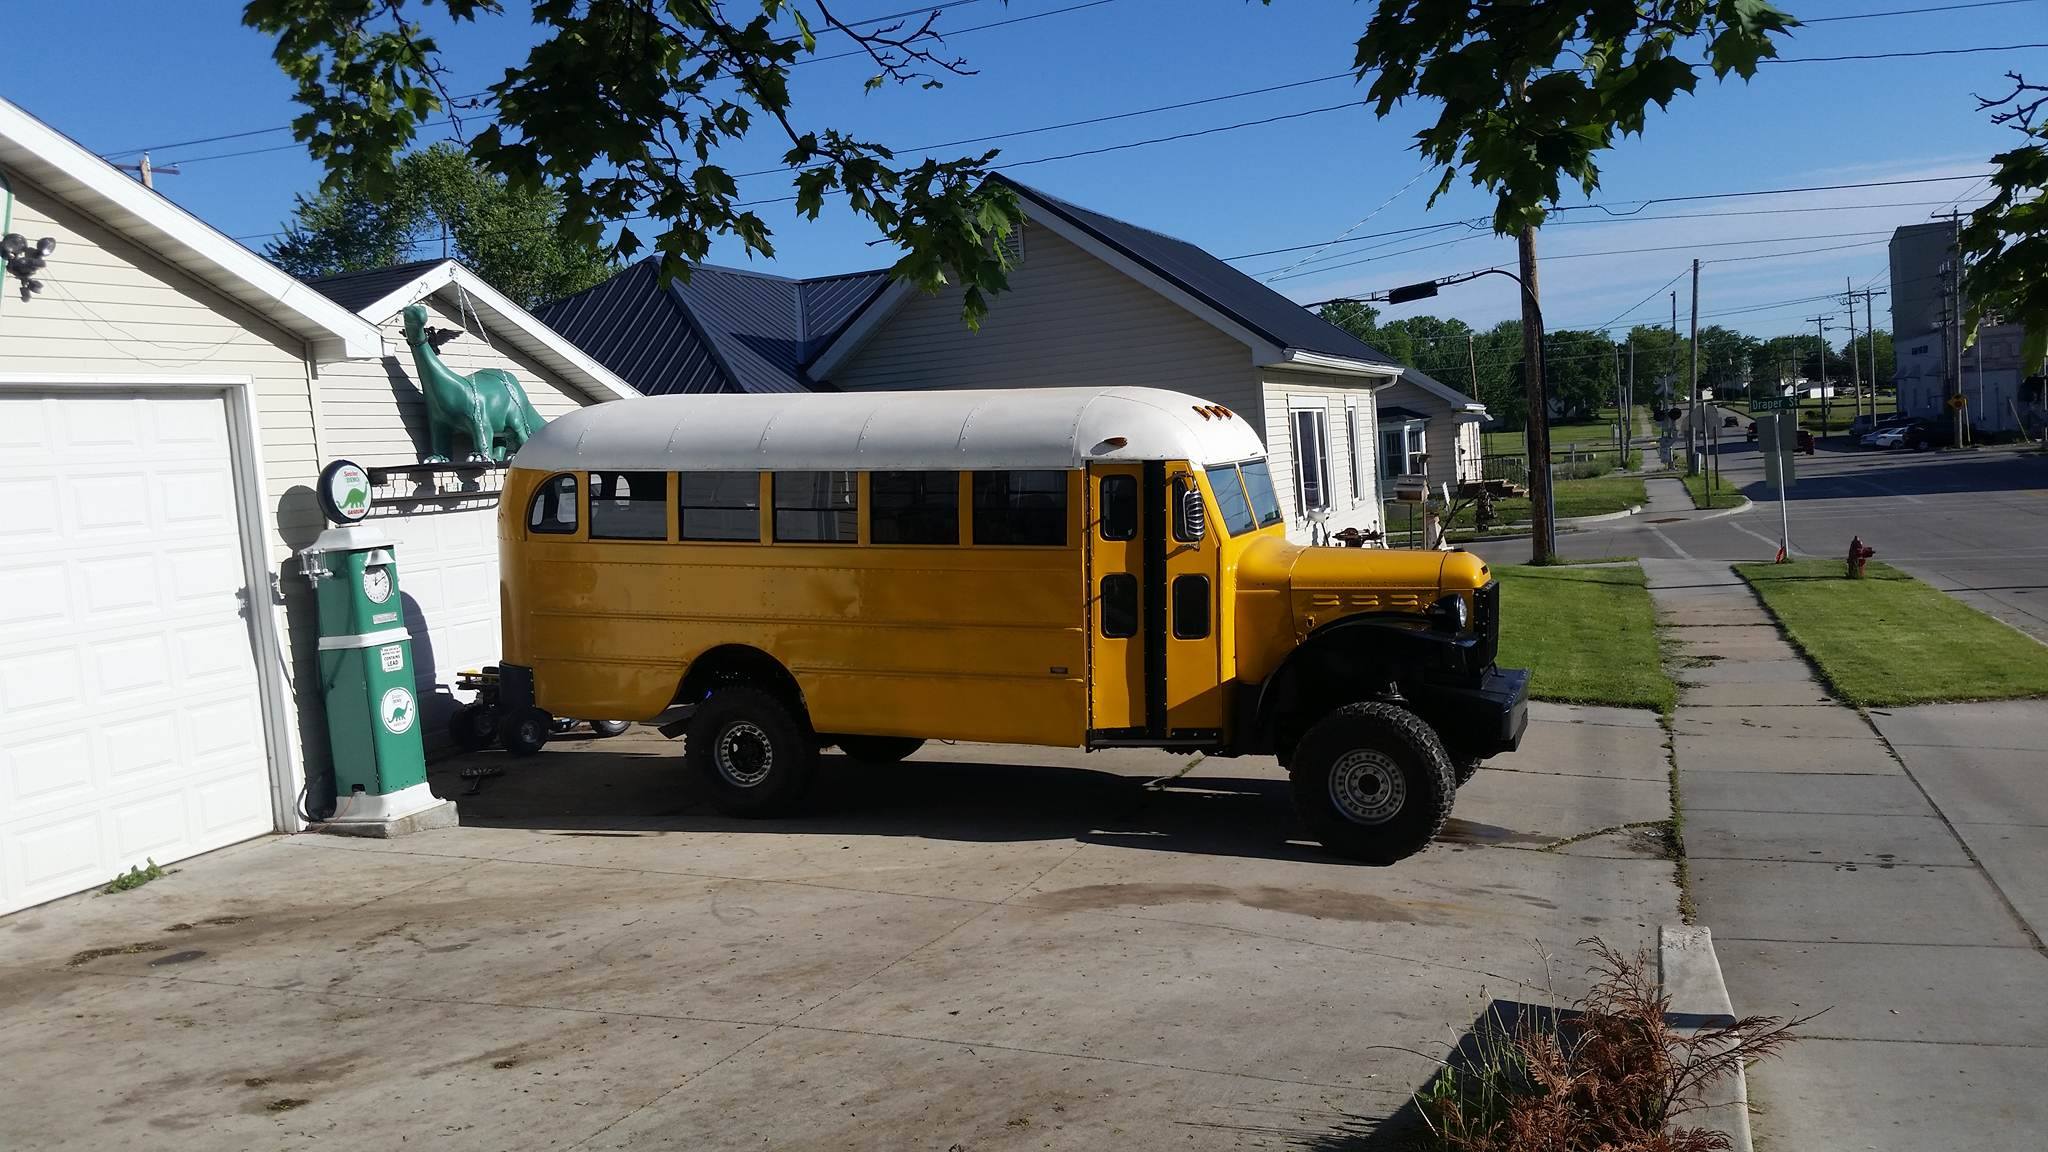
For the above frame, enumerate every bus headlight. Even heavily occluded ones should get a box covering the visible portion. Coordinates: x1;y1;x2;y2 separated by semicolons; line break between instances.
1430;592;1469;633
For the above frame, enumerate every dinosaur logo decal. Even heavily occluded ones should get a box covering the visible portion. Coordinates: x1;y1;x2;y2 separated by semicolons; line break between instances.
317;459;374;525
379;687;417;736
402;303;547;464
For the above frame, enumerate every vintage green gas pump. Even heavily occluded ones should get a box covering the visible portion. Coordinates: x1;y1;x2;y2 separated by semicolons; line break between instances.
299;460;457;835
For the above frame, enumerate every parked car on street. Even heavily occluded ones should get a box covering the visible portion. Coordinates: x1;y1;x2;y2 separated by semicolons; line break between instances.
1849;413;1913;441
1865;417;1958;450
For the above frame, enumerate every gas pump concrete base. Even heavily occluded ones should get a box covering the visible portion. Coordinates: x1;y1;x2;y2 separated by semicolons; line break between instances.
321;781;460;838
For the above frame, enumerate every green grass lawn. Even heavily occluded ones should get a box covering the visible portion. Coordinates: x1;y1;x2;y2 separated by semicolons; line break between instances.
1738;559;2048;706
1483;407;1645;461
1680;470;1745;509
1389;473;1646;543
1496;563;1675;712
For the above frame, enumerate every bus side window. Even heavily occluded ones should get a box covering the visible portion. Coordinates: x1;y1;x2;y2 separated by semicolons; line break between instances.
871;471;960;545
1172;574;1211;639
1100;574;1138;638
528;473;578;535
589;471;669;540
679;471;762;541
973;470;1067;546
1099;474;1136;540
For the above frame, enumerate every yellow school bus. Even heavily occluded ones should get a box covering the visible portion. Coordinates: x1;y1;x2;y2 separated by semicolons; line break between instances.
496;386;1527;863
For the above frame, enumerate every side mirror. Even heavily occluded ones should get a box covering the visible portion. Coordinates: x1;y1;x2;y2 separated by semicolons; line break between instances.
1173;477;1206;542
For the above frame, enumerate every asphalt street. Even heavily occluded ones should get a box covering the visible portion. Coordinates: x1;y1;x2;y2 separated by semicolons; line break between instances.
1475;427;2048;642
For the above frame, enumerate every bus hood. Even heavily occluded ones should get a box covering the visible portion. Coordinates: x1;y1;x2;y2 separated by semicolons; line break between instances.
1237;536;1492;628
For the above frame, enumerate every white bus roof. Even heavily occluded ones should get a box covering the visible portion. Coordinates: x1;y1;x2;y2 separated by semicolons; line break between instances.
512;386;1268;473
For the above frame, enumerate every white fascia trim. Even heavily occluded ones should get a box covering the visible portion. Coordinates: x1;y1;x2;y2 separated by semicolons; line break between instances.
1278;350;1402;380
356;262;641;402
808;277;916;381
354;259;461;328
0;99;383;361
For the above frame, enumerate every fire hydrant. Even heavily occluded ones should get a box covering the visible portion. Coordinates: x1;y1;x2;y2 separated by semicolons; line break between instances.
1847;535;1876;579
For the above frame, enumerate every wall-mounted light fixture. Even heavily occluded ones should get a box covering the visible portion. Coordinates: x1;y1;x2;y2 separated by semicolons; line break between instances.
2;233;56;302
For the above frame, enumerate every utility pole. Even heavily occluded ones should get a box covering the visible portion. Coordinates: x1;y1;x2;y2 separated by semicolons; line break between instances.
1864;289;1885;415
112;151;180;190
1628;338;1636;455
1521;222;1554;563
1807;315;1833;436
1950;210;1968;449
1467;332;1479;396
1845;277;1862;430
1688;260;1701;475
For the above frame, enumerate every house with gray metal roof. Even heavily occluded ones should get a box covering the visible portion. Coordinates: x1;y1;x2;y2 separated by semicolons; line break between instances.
538;175;1486;543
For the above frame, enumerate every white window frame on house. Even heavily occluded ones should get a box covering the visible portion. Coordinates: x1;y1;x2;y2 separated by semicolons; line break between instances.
1289;399;1332;516
1379;417;1427;485
1345;401;1366;506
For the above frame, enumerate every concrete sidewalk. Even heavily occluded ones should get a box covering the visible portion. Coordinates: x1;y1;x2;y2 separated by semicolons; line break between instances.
1644;559;2048;1152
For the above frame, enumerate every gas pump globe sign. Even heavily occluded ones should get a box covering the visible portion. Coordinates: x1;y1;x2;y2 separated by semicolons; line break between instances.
317;459;372;525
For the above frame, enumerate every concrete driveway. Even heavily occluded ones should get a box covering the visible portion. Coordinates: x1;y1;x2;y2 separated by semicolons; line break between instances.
0;707;1678;1151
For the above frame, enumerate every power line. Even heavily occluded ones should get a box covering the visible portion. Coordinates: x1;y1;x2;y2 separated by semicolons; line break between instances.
108;0;1116;161
1762;41;2048;64
1270;228;1899;285
1802;0;2042;21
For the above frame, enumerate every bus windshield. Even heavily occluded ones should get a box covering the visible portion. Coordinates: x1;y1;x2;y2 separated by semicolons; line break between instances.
1208;459;1284;534
1238;459;1284;527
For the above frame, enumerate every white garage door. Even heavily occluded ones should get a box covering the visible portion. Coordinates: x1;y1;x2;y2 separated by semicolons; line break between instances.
0;391;274;916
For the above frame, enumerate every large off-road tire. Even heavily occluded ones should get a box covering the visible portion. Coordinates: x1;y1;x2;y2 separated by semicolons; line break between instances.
498;706;552;757
448;702;497;752
832;735;926;764
685;685;818;817
1289;702;1457;865
1454;757;1482;787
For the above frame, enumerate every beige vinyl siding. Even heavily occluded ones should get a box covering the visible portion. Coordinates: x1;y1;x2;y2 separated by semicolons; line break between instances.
1377;379;1484;485
0;178;324;548
1259;368;1385;543
0;175;337;812
830;224;1261;416
317;293;597;466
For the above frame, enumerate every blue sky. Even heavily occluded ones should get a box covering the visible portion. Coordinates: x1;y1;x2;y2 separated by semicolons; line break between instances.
7;0;2045;341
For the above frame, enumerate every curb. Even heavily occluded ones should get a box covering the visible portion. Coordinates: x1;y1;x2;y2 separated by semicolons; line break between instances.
1690;496;1753;521
1659;924;1752;1151
1560;503;1644;527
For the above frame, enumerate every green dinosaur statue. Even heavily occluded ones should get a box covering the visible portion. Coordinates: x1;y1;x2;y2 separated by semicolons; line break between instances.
402;303;546;463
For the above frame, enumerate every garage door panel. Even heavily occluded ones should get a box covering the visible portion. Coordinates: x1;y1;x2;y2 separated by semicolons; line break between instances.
10;810;106;900
0;644;83;715
61;396;141;448
111;787;189;862
69;472;151;535
158;468;236;530
5;732;94;810
104;712;181;782
82;554;162;617
0;395;50;450
0;478;60;542
194;772;272;839
185;696;263;761
175;619;258;685
90;633;174;702
0;563;70;632
0;390;274;917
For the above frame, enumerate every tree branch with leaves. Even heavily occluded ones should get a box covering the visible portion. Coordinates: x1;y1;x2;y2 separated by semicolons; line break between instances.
1962;71;2048;368
244;0;1023;322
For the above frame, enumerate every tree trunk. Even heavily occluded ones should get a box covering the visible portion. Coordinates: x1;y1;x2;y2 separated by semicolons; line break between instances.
1520;224;1553;563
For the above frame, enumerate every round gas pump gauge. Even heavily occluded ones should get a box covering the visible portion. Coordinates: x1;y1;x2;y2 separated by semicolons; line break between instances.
363;566;393;605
